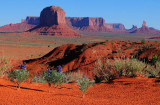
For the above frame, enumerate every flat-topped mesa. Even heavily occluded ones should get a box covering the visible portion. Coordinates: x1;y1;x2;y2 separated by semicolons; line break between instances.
40;6;66;26
88;17;105;27
105;23;126;31
66;17;110;32
66;17;105;28
22;16;40;25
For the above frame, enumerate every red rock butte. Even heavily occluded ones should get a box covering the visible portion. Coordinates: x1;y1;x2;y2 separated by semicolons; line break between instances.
28;6;80;37
40;6;66;26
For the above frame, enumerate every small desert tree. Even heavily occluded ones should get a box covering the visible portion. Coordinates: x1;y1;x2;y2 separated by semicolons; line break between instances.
77;77;95;97
43;70;64;92
8;69;29;89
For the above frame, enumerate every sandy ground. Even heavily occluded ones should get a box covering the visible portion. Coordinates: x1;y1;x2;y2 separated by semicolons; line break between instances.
0;77;159;105
0;45;52;60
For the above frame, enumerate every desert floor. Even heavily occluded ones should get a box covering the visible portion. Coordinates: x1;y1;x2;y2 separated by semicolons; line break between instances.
0;77;159;105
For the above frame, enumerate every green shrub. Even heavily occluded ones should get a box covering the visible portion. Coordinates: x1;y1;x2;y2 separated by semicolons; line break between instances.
155;62;160;78
141;39;145;44
8;70;29;89
43;70;65;92
64;71;83;83
145;62;160;78
113;59;124;76
32;76;38;83
124;59;145;77
94;59;116;83
77;77;95;97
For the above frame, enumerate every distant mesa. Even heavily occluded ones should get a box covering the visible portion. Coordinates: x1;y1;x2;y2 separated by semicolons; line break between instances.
0;6;160;35
22;16;40;25
0;23;36;32
28;6;80;37
105;23;125;31
66;17;110;32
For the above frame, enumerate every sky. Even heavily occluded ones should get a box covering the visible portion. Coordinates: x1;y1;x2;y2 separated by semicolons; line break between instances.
0;0;159;29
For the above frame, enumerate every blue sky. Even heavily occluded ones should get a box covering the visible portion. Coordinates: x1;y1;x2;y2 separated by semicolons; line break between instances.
0;0;159;29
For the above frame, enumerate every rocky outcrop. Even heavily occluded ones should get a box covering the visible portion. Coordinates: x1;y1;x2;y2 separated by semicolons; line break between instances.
130;21;160;34
105;24;125;31
113;24;125;30
128;25;138;32
29;6;80;37
22;16;40;25
66;17;105;28
40;6;66;26
0;23;36;32
66;17;110;32
0;16;39;32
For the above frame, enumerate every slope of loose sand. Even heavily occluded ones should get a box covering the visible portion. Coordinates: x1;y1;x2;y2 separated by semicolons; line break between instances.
0;77;159;105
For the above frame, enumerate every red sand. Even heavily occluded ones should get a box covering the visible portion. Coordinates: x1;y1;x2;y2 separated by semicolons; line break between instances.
0;77;159;105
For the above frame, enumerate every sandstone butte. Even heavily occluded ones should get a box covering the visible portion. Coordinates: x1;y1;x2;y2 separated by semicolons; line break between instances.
27;6;81;37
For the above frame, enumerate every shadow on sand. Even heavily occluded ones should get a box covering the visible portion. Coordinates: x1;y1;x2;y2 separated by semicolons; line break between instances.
0;84;45;92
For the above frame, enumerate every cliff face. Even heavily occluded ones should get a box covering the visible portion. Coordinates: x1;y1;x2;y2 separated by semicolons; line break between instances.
66;17;110;32
112;24;125;30
66;17;105;28
1;15;160;34
0;16;110;33
40;6;66;26
105;24;125;31
22;16;40;25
